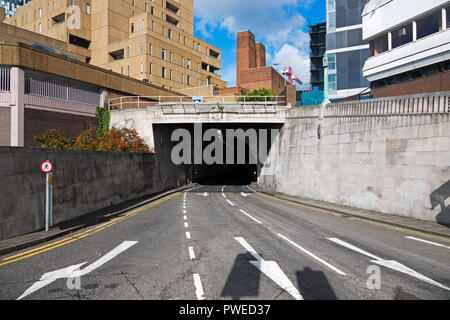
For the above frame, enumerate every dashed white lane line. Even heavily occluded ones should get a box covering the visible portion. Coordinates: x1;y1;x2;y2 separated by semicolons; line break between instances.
184;222;189;228
406;236;450;249
183;210;187;214
226;199;235;206
222;193;226;198
239;209;262;224
247;185;256;193
193;274;205;300
184;215;187;221
278;234;346;276
188;246;196;260
186;232;191;239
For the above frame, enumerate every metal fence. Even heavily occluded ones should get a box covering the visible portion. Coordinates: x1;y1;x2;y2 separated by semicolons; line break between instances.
108;95;287;111
0;67;11;92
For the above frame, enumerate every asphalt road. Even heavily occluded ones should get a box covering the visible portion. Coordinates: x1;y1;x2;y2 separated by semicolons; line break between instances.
0;184;449;300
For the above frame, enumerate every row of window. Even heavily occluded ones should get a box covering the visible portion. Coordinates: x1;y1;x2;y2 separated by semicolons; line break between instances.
370;6;450;57
120;63;210;87
371;60;450;89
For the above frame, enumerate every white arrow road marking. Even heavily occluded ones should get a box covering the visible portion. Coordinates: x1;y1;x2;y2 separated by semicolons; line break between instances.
405;236;450;250
17;241;138;300
234;237;303;300
193;274;205;300
240;192;248;197
327;238;450;291
197;192;209;197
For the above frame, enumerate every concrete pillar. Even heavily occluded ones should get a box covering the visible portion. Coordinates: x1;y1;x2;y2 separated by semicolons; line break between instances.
412;21;417;41
10;67;24;147
443;8;447;30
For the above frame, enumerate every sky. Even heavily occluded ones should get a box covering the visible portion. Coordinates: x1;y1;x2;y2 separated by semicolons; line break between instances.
193;0;326;90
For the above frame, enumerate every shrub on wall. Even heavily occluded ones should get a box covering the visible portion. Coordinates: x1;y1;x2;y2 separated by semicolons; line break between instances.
34;128;151;153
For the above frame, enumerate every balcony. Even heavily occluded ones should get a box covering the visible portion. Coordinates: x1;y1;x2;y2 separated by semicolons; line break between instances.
166;2;179;15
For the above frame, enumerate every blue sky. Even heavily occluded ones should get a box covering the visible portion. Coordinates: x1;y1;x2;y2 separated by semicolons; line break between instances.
193;0;326;90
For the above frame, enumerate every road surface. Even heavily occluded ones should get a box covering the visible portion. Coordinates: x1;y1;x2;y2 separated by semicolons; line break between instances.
0;184;449;300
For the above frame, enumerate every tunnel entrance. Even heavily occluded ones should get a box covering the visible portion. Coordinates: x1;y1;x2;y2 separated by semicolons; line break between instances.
153;123;282;188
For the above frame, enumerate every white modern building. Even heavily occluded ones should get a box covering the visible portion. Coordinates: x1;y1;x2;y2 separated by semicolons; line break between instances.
362;0;450;98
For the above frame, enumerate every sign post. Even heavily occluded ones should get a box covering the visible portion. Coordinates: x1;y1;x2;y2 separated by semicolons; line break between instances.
41;161;53;231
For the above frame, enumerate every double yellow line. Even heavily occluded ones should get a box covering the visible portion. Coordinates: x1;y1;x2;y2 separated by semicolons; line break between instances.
0;192;180;267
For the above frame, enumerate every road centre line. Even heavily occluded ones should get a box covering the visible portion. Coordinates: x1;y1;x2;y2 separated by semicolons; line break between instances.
185;222;189;228
278;234;346;276
184;215;187;221
406;236;450;249
186;232;191;239
188;246;196;260
193;274;205;300
226;199;235;206
239;209;262;224
0;193;180;267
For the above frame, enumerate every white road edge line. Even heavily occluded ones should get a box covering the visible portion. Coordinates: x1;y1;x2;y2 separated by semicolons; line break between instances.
226;199;235;206
247;185;256;193
278;234;346;276
186;232;191;239
406;236;450;249
239;209;262;224
193;274;205;300
188;246;196;260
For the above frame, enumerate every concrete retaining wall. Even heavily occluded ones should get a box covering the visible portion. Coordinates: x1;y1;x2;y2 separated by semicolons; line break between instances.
259;91;450;225
0;146;191;239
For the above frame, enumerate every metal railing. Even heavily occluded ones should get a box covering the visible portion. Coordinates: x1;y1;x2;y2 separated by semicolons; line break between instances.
325;91;450;117
0;67;11;92
108;95;287;111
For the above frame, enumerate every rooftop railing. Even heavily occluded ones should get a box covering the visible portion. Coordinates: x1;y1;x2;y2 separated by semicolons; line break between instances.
108;95;287;111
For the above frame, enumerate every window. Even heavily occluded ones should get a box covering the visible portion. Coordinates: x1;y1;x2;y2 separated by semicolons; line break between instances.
142;19;145;29
168;29;172;39
145;3;148;12
370;34;388;56
327;0;335;11
328;54;336;71
170;52;173;62
187;59;191;69
38;23;42;33
151;6;154;15
447;7;450;28
140;62;144;73
131;23;134;33
162;26;165;36
149;44;152;56
170;69;172;80
328;74;337;91
127;65;130;76
127;47;130;58
181;73;184;84
39;8;42;17
198;43;200;52
181;57;184;67
152;21;154;31
150;63;152;74
392;23;412;49
416;10;442;40
187;75;191;86
162;67;166;78
121;66;124;75
327;12;336;30
162;49;166;60
86;4;90;15
140;43;143;55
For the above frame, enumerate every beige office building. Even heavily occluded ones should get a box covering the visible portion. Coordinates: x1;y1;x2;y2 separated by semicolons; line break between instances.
4;0;226;92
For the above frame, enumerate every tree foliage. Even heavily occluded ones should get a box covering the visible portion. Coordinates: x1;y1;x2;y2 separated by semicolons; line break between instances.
237;88;276;102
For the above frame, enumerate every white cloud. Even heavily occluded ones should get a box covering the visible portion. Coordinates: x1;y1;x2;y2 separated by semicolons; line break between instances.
194;0;316;89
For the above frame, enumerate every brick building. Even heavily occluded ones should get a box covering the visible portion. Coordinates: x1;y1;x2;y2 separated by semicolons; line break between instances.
216;30;296;107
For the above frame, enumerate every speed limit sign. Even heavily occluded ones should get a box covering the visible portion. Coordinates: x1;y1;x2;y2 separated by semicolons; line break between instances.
41;161;53;173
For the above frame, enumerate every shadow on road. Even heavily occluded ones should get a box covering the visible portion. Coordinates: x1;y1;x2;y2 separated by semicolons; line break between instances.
296;267;337;300
221;253;261;300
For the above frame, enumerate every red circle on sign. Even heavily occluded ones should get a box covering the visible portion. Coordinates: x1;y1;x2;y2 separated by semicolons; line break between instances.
41;161;53;173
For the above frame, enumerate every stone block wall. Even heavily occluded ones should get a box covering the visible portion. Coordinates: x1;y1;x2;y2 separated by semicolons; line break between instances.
259;92;450;225
0;146;191;239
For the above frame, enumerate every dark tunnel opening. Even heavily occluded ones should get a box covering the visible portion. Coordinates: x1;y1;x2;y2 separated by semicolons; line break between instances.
153;123;282;188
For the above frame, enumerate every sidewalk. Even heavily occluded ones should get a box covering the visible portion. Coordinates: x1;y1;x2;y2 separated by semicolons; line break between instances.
251;184;450;239
0;184;197;256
